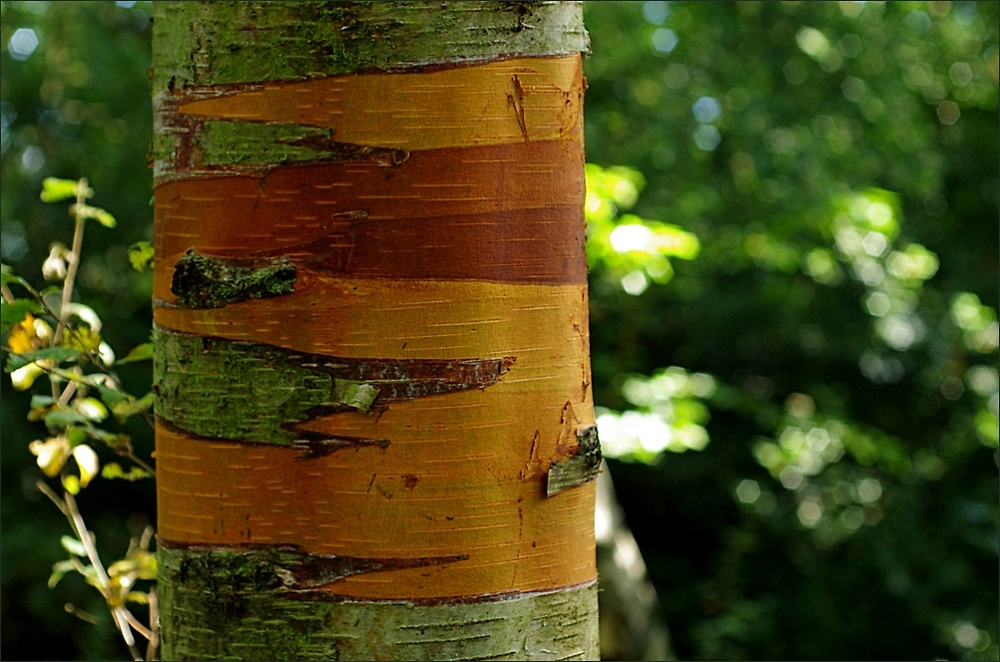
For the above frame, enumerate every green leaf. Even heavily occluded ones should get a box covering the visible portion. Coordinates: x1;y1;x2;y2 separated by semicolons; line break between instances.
101;462;153;482
117;342;153;364
111;391;154;423
45;408;90;429
60;535;88;557
128;242;154;272
48;559;78;588
1;299;43;333
70;204;116;228
40;178;90;203
30;394;56;408
0;267;33;292
62;474;81;495
6;346;82;373
65;426;88;446
97;383;129;407
74;397;108;423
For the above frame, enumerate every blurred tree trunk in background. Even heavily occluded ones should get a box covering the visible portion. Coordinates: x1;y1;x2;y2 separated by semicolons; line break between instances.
596;464;674;661
150;2;598;659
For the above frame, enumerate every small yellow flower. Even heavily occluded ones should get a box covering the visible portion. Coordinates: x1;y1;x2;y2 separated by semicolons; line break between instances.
7;314;39;354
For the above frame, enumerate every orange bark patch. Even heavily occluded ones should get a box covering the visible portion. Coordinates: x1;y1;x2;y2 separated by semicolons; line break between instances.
154;278;593;367
172;55;584;151
156;400;597;599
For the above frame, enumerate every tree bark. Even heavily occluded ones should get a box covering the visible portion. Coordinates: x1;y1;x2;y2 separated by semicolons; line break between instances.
151;1;597;659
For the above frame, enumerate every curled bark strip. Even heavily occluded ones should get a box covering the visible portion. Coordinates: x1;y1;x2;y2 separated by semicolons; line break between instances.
546;425;602;496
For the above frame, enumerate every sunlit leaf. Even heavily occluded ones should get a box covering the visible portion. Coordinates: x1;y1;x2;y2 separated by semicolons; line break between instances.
111;392;154;423
62;474;81;495
117;342;153;364
40;178;91;203
101;462;153;482
60;535;87;557
96;383;129;407
48;559;78;589
6;346;81;373
125;591;150;604
74;397;108;423
69;203;116;228
65;426;87;446
72;445;99;487
128;241;154;272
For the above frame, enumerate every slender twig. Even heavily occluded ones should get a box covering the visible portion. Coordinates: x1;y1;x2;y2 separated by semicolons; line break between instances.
54;179;89;346
114;606;143;661
64;489;143;660
146;587;159;661
58;380;79;406
65;603;100;625
63;491;112;593
121;608;153;640
35;480;70;517
1;282;15;304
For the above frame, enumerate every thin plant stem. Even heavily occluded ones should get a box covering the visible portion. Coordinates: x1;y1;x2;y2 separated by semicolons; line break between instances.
64;490;143;657
114;606;143;661
146;587;159;661
35;480;70;517
122;609;153;640
53;179;88;346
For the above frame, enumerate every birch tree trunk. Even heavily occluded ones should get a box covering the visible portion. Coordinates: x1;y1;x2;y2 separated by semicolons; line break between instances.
151;2;597;659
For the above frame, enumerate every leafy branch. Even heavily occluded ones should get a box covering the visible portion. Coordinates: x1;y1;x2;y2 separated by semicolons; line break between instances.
1;178;157;661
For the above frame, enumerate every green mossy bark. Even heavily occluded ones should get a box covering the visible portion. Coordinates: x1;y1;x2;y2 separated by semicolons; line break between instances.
154;328;511;448
154;121;410;183
171;250;297;309
159;543;599;661
154;328;337;446
152;1;588;94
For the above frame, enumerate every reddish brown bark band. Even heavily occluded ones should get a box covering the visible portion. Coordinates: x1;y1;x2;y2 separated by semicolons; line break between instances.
153;140;586;299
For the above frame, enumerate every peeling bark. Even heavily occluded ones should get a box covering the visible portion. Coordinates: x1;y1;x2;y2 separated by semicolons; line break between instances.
547;426;603;496
154;327;514;447
159;540;598;661
153;2;595;659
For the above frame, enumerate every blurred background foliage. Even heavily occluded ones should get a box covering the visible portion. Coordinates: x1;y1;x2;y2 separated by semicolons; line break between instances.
1;1;997;660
